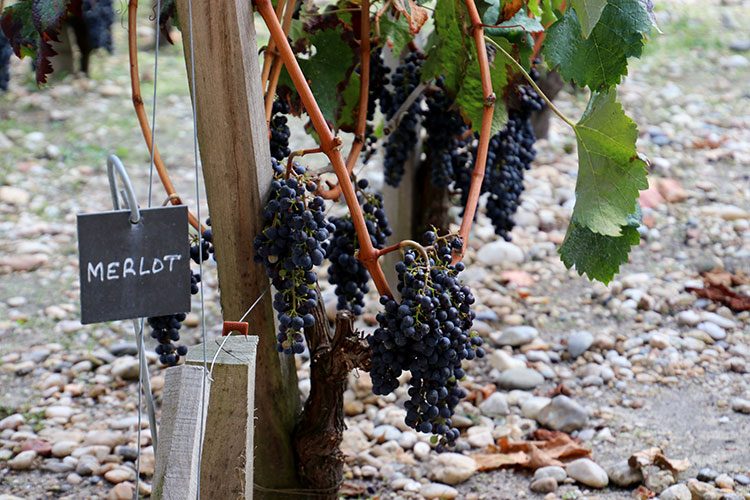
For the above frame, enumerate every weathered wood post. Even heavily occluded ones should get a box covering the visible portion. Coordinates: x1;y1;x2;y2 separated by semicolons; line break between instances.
186;336;259;499
173;0;303;496
152;365;211;500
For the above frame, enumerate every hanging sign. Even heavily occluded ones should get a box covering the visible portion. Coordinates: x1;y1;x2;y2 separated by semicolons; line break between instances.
77;206;191;324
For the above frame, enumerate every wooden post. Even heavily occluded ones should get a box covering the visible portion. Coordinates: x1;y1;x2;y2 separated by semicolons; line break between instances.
187;336;258;500
152;365;211;500
173;0;302;497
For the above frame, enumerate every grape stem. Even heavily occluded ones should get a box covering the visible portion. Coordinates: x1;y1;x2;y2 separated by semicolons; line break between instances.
455;0;494;263
382;81;429;135
484;35;576;128
286;147;325;177
264;0;296;123
127;0;203;232
316;0;371;201
260;0;286;88
255;0;393;297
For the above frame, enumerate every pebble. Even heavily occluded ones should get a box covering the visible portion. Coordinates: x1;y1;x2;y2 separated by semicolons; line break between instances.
676;310;701;326
8;450;36;470
687;479;722;500
530;477;558;493
521;396;552;420
76;455;101;476
715;473;734;489
428;453;477;485
0;414;25;430
66;473;83;486
536;395;588;432
734;474;749;486
491;326;538;346
83;430;128;448
534;466;567;483
567;330;594;358
420;483;458;499
46;405;75;420
111;356;140;380
109;342;138;357
476;241;525;266
608;460;644;487
41;460;75;473
697;322;726;341
478;392;510;417
0;186;31;205
488;350;527;371
114;445;139;462
660;483;691;500
497;368;545;390
413;441;431;460
466;427;494;448
107;482;135;500
566;458;609;488
731;398;750;414
21;439;52;456
397;431;418;450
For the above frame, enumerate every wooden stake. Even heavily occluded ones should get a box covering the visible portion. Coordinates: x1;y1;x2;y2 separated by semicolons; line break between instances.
187;336;259;499
152;365;211;500
173;0;302;496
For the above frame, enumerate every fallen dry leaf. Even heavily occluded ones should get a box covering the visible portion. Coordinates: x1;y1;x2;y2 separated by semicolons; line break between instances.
339;481;367;497
545;383;573;398
500;270;535;288
474;432;590;471
686;283;750;312
633;485;656;499
702;269;734;287
628;447;690;475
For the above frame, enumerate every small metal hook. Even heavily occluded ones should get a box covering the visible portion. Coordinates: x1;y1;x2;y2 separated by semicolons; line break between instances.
107;155;141;224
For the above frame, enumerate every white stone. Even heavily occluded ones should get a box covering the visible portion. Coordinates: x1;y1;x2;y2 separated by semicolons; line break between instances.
697;322;726;340
413;441;431;460
111;356;140;380
566;458;608;488
51;441;77;458
0;186;31;206
676;310;701;326
488;350;527;372
521;397;552;420
533;465;567;482
8;450;36;470
466;427;494;448
45;406;74;420
476;241;524;266
567;330;594;357
479;392;510;417
421;483;458;499
0;414;25;430
428;453;477;485
699;312;735;329
660;483;691;500
491;326;538;347
397;431;418;450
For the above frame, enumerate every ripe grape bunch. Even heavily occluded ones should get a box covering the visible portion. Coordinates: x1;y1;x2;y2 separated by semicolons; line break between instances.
327;178;392;315
269;99;292;161
253;159;333;354
382;53;423;187
368;232;485;449
149;219;213;367
0;30;12;92
82;0;115;53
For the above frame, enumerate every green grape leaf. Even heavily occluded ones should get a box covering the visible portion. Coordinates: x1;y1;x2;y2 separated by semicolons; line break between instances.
569;0;607;38
421;0;470;95
572;88;648;236
484;8;544;36
380;14;412;57
559;207;641;283
543;0;651;90
527;0;542;17
277;27;357;127
540;0;560;24
480;0;501;25
455;40;509;135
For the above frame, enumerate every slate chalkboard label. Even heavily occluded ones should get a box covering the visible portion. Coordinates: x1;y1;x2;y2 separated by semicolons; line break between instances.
77;206;191;324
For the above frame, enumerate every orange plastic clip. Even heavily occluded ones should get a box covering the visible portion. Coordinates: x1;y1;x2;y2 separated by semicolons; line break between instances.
222;321;249;336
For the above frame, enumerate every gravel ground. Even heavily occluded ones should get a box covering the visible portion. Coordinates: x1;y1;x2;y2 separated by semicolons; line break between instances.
1;1;750;499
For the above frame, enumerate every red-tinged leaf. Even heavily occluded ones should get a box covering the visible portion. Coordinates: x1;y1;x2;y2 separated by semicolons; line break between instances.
31;0;70;35
35;32;57;84
392;0;429;35
1;0;37;58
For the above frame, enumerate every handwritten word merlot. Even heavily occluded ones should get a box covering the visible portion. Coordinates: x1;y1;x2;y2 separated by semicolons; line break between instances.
86;255;183;282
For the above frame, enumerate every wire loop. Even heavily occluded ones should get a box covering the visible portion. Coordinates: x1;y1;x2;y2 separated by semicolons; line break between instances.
107;154;141;224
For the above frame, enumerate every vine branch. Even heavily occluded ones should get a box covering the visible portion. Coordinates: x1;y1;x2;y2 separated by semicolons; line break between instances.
317;0;371;201
264;0;295;122
254;0;392;298
456;0;495;261
127;0;203;231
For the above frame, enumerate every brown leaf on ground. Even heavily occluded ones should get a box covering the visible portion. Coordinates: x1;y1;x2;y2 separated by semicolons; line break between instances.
474;432;590;471
628;447;690;475
657;178;688;203
545;383;573;398
686;284;750;312
702;269;734;287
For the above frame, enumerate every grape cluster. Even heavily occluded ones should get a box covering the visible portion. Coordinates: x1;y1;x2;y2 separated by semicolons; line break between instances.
382;53;423;187
482;110;537;240
0;31;11;92
421;78;472;189
367;233;485;449
149;314;189;366
82;0;115;53
270;99;292;161
327;179;392;315
190;221;215;264
253;159;333;354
